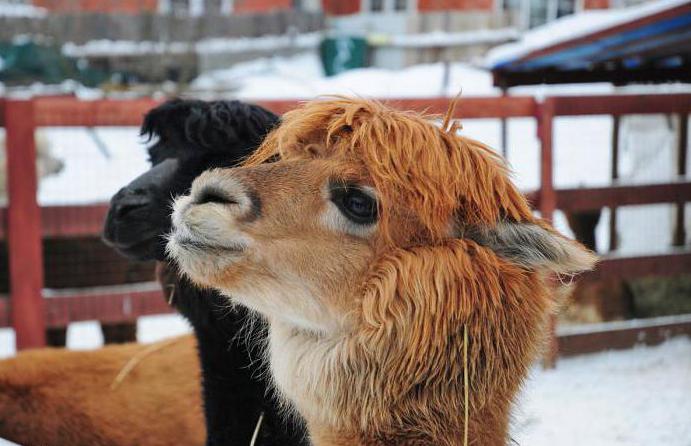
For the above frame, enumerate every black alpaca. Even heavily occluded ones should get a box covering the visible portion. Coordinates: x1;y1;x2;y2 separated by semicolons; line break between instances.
103;99;307;446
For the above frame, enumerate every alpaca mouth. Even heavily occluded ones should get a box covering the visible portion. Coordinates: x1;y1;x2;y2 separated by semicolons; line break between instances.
172;234;246;254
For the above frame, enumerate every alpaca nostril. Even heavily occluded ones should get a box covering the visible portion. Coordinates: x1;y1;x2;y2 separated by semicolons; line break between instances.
195;187;238;206
113;188;151;220
115;200;148;219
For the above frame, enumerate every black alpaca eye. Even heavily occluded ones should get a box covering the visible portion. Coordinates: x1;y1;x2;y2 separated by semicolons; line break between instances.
331;185;378;225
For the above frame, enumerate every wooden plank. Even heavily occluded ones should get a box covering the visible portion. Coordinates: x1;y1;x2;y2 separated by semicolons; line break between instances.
584;250;691;281
33;98;161;127
554;180;691;212
609;115;620;251
550;93;691;117
386;96;538;119
538;99;556;222
557;314;691;357
39;204;110;238
43;283;171;326
0;284;171;328
538;99;558;369
674;113;688;246
256;97;539;119
30;97;537;129
6;100;46;349
0;204;109;239
0;298;8;327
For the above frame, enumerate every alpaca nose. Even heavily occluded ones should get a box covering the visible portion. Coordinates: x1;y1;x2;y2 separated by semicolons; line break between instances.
191;174;261;222
113;187;151;220
194;187;238;206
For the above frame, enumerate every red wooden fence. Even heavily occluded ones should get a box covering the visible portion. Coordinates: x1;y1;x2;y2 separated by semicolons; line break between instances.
0;94;689;357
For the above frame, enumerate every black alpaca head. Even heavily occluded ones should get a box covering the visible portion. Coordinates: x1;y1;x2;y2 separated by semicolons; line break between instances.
103;99;279;261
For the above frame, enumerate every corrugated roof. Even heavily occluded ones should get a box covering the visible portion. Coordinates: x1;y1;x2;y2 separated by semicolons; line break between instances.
489;0;691;87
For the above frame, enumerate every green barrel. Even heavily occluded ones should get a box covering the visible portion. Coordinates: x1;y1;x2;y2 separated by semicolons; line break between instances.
319;36;368;77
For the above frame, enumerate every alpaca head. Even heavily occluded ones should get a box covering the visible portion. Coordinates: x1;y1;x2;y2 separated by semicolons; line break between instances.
168;98;596;444
103;99;278;261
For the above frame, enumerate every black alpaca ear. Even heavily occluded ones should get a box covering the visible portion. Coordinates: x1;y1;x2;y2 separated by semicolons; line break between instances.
464;222;597;275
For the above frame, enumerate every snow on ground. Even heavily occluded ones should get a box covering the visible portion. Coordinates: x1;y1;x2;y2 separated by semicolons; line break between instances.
62;32;321;58
0;314;191;359
191;53;500;98
486;0;689;67
0;1;46;18
512;337;691;446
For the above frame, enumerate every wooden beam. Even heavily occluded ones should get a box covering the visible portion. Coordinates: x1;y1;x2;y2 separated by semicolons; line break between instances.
33;98;161;127
554;180;691;212
674;113;688;246
43;283;171;327
609;115;620;251
0;298;8;328
557;314;691;357
0;284;171;328
550;93;691;117
538;99;558;369
5;100;46;349
584;249;691;281
256;97;539;119
39;204;110;238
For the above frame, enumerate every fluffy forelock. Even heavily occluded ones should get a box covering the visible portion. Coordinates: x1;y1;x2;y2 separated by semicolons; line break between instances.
245;97;533;242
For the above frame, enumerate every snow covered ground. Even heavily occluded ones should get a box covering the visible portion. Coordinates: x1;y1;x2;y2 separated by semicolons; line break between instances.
0;1;46;18
0;322;688;445
513;337;691;446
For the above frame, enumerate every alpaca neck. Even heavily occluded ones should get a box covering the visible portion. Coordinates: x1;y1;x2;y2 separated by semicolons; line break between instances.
267;321;512;446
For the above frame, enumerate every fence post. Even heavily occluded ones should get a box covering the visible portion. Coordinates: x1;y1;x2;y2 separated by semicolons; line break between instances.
673;113;688;246
538;98;558;368
609;115;620;251
6;99;46;350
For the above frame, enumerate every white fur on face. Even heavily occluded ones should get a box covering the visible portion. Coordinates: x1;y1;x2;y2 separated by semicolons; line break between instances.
166;177;252;287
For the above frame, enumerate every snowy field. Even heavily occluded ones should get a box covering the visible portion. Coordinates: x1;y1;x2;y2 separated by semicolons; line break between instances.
513;337;691;446
0;321;688;446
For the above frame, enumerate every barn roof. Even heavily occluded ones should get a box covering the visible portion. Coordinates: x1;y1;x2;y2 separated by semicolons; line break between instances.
487;0;691;87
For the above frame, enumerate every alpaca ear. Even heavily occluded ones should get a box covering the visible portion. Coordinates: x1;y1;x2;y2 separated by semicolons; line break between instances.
463;222;597;275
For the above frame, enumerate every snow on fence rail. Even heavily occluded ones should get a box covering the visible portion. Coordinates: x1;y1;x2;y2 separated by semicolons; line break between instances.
0;95;689;360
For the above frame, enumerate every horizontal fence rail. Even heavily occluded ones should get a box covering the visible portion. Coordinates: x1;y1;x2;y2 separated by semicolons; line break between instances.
0;94;689;361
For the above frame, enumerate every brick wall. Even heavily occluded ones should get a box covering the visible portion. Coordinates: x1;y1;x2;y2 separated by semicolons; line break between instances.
233;0;292;13
418;0;493;11
33;0;158;14
582;0;610;9
321;0;359;15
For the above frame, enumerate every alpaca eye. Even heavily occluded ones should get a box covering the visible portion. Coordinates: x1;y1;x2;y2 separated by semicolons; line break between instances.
331;185;378;225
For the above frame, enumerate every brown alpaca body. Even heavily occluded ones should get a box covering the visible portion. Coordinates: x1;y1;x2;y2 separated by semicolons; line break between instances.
0;336;204;446
167;98;596;445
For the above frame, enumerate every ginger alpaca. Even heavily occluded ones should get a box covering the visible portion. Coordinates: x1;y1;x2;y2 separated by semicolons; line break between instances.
167;98;596;446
